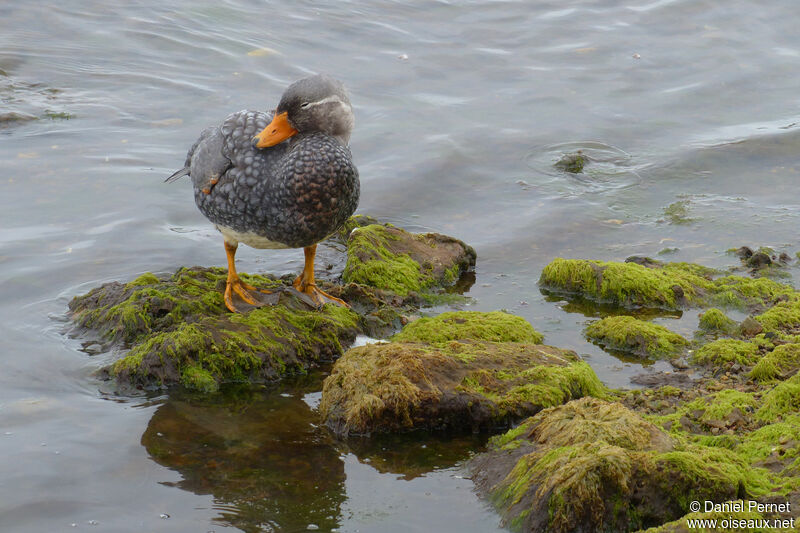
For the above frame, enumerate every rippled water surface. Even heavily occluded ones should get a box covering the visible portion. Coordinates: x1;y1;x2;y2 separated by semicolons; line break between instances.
2;1;800;531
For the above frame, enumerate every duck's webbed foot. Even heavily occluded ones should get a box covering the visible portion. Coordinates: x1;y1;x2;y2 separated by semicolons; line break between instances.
223;240;275;313
292;244;349;309
224;275;275;313
292;277;349;309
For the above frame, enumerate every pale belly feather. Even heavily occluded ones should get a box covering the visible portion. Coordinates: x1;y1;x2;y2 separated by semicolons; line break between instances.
217;225;292;250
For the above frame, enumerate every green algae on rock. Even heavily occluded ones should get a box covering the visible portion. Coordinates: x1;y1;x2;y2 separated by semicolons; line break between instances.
69;267;360;392
755;372;800;423
320;312;603;437
698;308;738;335
689;338;763;367
584;315;688;360
750;343;800;381
539;258;794;311
392;311;543;345
342;223;475;297
470;398;779;533
320;340;604;437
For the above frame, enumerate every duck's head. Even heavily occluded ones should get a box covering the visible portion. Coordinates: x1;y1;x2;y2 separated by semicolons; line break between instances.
253;74;354;149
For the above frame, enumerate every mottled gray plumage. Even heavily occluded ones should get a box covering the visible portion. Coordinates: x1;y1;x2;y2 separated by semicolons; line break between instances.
168;75;359;250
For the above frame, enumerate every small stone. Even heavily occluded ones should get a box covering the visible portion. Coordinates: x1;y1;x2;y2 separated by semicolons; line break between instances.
739;316;763;337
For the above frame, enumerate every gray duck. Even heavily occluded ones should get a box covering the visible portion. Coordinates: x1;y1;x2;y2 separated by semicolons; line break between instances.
166;74;359;312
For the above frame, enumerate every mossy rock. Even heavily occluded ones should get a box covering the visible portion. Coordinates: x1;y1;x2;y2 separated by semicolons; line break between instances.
755;373;800;423
470;398;778;533
697;308;738;336
690;338;764;367
754;297;800;334
750;343;800;381
539;258;794;311
392;311;543;345
69;267;360;392
585;315;688;360
320;312;604;437
342;223;475;297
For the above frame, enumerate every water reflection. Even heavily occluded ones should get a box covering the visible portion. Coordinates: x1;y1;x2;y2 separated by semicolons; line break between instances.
140;372;488;532
141;376;345;532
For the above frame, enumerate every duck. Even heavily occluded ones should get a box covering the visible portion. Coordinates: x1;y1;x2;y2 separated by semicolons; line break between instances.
166;74;359;312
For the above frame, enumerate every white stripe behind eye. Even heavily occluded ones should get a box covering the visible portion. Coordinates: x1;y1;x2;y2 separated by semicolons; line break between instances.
305;94;350;109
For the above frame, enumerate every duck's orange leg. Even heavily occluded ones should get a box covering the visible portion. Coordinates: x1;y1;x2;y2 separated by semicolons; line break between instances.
223;241;272;313
293;244;349;308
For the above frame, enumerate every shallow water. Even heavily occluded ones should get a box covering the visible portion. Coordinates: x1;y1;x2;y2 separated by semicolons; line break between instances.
2;1;800;531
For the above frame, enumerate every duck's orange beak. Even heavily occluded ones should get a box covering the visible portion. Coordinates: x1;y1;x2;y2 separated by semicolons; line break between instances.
252;111;298;148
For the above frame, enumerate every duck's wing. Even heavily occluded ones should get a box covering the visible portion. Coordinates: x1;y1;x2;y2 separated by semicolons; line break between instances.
165;126;231;195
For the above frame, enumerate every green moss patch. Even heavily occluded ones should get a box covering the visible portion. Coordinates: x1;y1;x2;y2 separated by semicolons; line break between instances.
342;224;475;297
539;258;793;311
755;373;800;423
690;339;762;367
698;308;738;335
754;297;800;334
750;343;800;381
392;311;543;345
69;267;360;392
470;398;780;533
584;316;688;359
320;340;605;437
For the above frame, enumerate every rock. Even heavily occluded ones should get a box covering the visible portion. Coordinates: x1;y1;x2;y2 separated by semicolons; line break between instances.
739;316;764;337
342;223;475;297
750;344;800;381
584;315;688;360
69;268;360;392
746;252;772;269
320;312;605;437
625;256;663;268
697;308;737;335
470;398;767;533
553;151;586;173
538;258;794;311
68;218;480;392
690;339;761;367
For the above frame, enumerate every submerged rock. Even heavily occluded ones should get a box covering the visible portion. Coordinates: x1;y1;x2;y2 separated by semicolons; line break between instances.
470;397;776;533
319;311;605;437
553;151;586;173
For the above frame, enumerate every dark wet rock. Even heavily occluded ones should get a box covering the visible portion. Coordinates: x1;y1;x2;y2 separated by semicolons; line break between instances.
320;312;605;437
631;371;696;388
553;150;586;173
625;255;663;268
734;246;754;260
746;251;772;270
469;397;770;533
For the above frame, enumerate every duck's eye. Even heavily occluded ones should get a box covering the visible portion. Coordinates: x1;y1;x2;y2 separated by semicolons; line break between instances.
300;102;310;109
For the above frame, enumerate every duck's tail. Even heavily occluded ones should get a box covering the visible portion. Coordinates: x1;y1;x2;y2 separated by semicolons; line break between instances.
164;167;189;183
